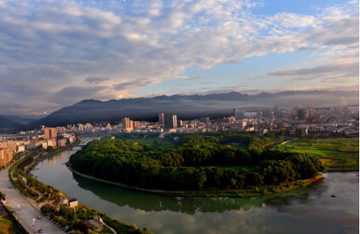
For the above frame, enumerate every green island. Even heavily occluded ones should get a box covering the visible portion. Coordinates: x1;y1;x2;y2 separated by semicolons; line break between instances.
69;132;326;197
275;138;359;171
8;146;153;234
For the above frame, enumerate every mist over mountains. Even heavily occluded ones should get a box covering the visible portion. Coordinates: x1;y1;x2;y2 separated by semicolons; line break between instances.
23;90;358;129
0;115;34;125
0;116;25;131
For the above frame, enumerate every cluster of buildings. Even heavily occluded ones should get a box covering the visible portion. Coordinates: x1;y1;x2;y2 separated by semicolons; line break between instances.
0;127;77;167
121;117;141;131
14;104;358;138
0;104;357;167
117;105;358;137
41;127;76;149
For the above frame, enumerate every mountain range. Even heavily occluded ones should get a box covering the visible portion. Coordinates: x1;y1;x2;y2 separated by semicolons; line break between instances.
0;116;25;131
22;90;358;129
0;115;35;125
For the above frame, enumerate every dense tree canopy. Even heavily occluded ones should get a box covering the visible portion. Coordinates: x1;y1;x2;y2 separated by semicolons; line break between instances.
70;132;324;191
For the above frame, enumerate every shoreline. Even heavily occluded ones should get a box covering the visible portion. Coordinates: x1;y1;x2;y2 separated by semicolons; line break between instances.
67;165;325;197
11;141;151;234
24;139;81;174
327;168;359;172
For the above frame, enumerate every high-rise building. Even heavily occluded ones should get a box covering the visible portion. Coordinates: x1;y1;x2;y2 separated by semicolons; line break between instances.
297;108;307;119
56;126;66;133
133;121;140;129
236;119;248;129
347;105;359;113
0;148;12;166
256;110;262;119
199;117;210;123
0;141;17;153
44;128;57;139
233;109;245;120
305;104;315;118
159;113;165;126
273;106;280;118
261;109;272;118
78;124;84;131
178;120;183;127
57;139;67;147
164;114;177;129
335;106;344;114
122;117;133;131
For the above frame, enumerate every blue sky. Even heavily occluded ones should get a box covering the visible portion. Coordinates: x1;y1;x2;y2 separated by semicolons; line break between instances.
253;0;345;15
0;0;358;116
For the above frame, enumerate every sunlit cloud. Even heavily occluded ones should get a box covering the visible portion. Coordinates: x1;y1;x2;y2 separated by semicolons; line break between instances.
0;0;357;116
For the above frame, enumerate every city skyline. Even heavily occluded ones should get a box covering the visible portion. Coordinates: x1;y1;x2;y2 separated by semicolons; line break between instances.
0;0;358;117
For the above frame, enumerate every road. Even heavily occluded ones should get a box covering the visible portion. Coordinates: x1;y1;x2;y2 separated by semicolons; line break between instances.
0;166;65;234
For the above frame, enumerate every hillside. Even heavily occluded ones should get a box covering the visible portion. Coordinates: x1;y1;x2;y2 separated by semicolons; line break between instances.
0;116;25;131
0;114;34;124
26;90;358;128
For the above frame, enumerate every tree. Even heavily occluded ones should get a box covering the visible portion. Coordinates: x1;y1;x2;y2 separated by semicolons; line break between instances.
295;128;303;138
0;191;5;200
73;220;89;234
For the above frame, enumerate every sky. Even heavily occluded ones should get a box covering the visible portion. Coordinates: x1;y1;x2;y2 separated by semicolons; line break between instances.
0;0;358;117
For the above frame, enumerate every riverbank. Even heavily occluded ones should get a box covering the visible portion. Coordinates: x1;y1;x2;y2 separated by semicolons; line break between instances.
67;165;324;197
276;138;359;170
23;139;81;174
31;153;360;234
11;138;153;234
327;168;359;172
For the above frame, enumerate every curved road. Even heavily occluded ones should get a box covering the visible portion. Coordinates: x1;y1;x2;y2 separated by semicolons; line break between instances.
0;166;65;234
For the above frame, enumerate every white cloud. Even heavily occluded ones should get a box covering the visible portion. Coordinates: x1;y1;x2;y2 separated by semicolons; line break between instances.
268;61;359;84
0;0;358;115
269;13;316;28
113;78;152;90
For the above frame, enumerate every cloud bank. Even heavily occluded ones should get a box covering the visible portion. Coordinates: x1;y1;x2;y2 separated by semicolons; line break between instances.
0;0;357;116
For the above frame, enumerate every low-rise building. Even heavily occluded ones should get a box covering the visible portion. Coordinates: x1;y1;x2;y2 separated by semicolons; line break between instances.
17;145;25;152
57;139;67;147
68;199;78;209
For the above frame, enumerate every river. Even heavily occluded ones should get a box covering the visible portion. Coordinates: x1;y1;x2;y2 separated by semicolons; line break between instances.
31;138;359;234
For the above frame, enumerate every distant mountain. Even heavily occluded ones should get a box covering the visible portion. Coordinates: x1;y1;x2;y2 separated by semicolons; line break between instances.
26;90;359;128
0;114;35;124
0;116;25;131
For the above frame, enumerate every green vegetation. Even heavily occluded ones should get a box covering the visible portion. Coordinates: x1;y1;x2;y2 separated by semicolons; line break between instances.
9;143;153;234
70;132;325;196
41;203;152;234
0;198;25;234
0;216;24;234
276;138;359;170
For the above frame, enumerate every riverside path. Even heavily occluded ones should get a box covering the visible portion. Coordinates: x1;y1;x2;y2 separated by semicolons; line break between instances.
0;166;65;234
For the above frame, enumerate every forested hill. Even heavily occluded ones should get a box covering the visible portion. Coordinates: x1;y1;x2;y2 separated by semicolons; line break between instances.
0;116;25;131
69;132;325;194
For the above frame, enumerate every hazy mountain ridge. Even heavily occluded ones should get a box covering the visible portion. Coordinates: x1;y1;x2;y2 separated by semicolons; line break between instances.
0;116;25;131
0;114;35;124
25;90;359;129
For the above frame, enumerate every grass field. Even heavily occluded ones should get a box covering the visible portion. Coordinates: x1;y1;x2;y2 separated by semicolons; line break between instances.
276;138;359;170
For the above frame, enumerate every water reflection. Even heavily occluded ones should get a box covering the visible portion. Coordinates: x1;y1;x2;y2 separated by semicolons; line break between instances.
72;173;316;214
30;138;359;234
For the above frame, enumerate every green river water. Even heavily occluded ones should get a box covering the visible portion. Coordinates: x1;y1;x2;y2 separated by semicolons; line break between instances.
31;138;359;234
